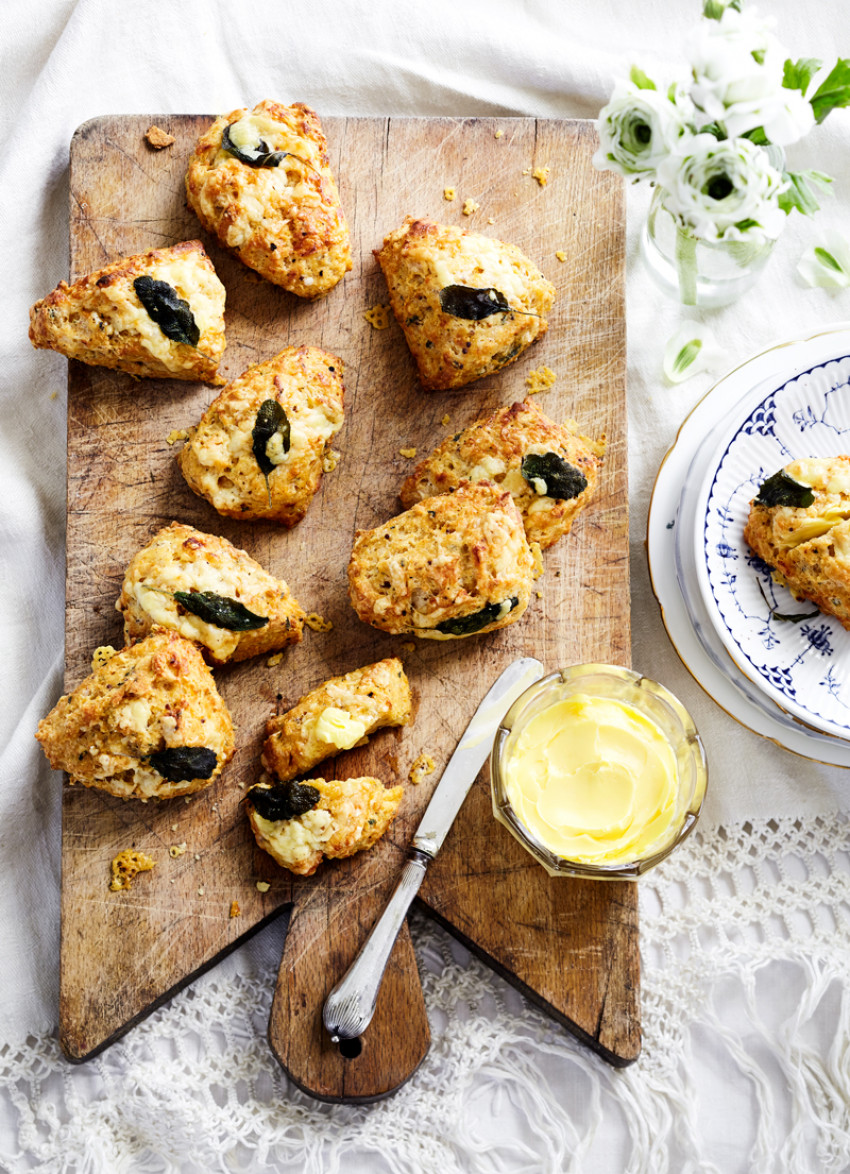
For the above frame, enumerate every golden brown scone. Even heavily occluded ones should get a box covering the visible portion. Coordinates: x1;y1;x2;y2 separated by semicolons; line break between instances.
262;658;411;782
185;100;351;298
247;775;403;876
348;482;534;639
400;399;602;549
117;522;306;664
744;457;850;629
35;629;235;799
374;216;555;391
176;347;344;525
29;241;226;383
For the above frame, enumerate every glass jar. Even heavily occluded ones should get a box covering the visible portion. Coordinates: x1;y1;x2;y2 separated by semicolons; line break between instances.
490;664;708;880
640;185;776;308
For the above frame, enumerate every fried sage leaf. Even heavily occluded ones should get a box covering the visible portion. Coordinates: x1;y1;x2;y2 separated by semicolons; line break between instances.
221;123;316;171
173;590;268;631
754;469;815;508
252;399;291;477
756;579;819;623
248;780;321;822
133;276;200;346
439;284;511;320
521;452;588;500
147;746;218;782
435;596;519;637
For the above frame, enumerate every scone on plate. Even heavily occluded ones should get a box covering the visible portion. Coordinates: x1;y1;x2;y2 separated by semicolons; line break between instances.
117;522;306;665
35;628;235;800
400;399;603;549
348;482;534;638
185;100;351;299
176;346;344;525
263;658;411;783
29;241;226;383
247;775;403;876
744;456;850;628
374;216;556;391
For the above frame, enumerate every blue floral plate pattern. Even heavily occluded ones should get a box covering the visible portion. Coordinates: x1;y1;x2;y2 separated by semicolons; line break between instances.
696;353;850;739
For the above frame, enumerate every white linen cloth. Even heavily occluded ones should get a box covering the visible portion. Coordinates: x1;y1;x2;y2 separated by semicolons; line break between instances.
2;1;850;1170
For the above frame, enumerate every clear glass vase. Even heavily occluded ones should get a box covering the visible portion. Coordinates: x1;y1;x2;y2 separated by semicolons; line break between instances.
640;186;777;308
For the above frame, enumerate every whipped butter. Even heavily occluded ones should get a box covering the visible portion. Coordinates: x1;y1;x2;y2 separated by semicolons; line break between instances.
502;693;680;866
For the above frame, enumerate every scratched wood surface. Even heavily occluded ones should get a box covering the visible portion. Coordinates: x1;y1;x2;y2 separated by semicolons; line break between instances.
60;114;637;1097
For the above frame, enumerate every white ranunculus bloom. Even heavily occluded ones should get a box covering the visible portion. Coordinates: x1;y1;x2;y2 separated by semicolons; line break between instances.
688;7;811;146
656;134;787;243
593;81;691;180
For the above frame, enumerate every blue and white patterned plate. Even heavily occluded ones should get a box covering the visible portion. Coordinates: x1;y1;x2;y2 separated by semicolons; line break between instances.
694;350;850;739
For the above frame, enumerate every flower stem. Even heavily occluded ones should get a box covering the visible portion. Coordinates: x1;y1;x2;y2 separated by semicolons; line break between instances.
675;225;698;306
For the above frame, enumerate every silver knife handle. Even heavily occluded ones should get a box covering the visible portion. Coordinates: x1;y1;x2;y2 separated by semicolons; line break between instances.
323;849;430;1042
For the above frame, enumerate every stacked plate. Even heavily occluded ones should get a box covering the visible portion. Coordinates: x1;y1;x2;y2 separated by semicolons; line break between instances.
647;323;850;767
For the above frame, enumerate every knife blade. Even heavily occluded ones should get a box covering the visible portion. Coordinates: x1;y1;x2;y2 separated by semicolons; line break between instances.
322;656;544;1046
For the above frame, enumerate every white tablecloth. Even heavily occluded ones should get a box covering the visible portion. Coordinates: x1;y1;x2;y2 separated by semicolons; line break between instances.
3;2;850;1170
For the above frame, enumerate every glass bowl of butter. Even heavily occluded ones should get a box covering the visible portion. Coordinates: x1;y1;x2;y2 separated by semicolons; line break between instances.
490;663;708;879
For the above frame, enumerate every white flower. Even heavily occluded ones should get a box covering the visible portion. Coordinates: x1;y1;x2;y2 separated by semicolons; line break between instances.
593;81;691;179
797;230;850;290
656;133;786;242
663;323;720;383
688;7;813;146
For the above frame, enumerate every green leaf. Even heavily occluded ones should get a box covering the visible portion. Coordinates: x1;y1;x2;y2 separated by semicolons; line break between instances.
756;580;819;624
735;219;760;232
248;780;321;822
778;170;829;217
741;125;769;145
700;120;728;140
782;57;822;94
751;49;766;66
252;399;290;478
520;452;588;500
810;58;850;123
703;0;740;19
814;247;844;272
629;66;656;91
435;598;519;637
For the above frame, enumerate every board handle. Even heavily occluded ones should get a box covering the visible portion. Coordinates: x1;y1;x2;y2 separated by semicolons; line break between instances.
268;854;430;1103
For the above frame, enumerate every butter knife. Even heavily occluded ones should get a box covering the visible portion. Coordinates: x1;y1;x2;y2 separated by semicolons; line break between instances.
323;655;544;1047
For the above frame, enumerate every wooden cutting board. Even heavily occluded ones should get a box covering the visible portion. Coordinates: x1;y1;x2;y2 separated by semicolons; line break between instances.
59;113;636;1099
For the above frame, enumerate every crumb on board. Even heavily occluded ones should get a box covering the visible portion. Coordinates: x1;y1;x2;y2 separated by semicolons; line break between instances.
323;449;340;473
443;187;456;201
530;542;544;580
230;900;241;918
409;753;436;785
145;124;175;149
109;849;155;892
441;414;451;427
364;304;391;330
495;129;504;139
462;199;480;216
487;217;495;225
169;842;187;858
522;167;531;176
532;166;550;187
91;646;117;672
536;590;544;599
256;880;271;893
170;823;178;832
525;366;556;395
198;886;205;896
399;446;417;459
166;428;190;446
305;612;333;633
267;652;284;668
50;391;58;400
555;250;567;262
402;641;416;652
